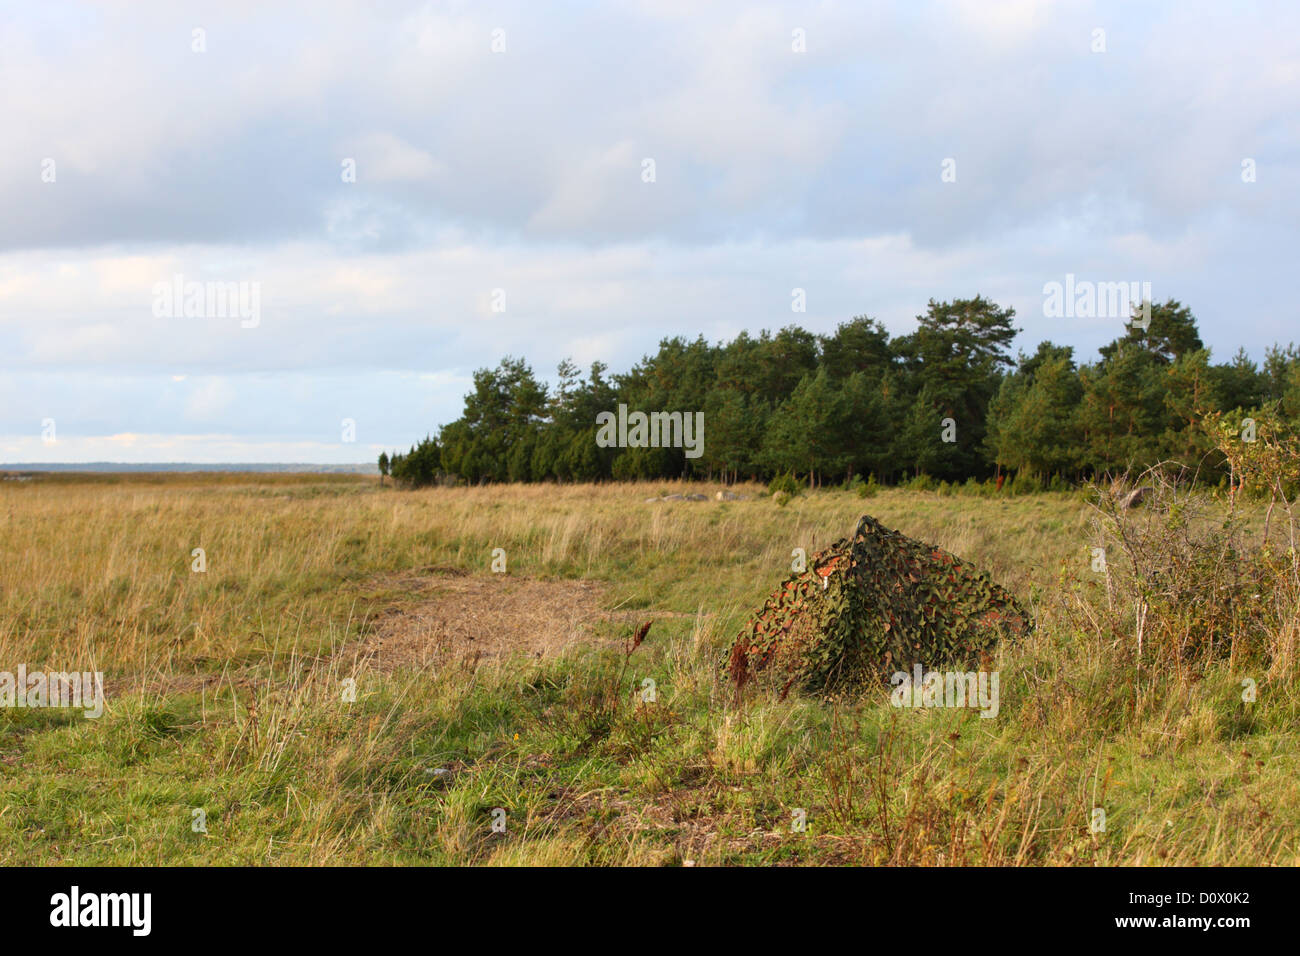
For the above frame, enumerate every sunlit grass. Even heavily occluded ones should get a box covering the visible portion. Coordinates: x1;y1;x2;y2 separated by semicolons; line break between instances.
0;474;1295;865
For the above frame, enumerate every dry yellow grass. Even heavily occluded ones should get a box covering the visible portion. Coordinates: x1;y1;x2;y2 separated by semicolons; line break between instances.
0;473;1295;866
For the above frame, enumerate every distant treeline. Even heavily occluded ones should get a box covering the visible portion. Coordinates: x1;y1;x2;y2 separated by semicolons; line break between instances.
382;296;1300;488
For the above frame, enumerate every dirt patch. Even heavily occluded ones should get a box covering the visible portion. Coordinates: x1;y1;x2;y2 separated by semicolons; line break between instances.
360;572;614;671
100;571;685;699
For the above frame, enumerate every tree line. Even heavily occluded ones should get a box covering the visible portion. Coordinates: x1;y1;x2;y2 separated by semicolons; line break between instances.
381;296;1300;488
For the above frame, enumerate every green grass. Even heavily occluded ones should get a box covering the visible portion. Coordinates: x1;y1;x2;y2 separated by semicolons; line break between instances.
1;476;1296;865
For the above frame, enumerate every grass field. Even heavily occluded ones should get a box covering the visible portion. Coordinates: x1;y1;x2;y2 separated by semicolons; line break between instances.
1;473;1296;865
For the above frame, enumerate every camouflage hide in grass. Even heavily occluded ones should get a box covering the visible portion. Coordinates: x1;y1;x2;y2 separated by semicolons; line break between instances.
727;515;1031;695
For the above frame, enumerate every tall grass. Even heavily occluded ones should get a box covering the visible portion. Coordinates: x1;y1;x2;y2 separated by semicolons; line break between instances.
1;474;1296;865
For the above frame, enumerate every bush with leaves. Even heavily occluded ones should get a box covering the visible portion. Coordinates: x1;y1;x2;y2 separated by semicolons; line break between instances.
1084;408;1300;675
767;473;803;498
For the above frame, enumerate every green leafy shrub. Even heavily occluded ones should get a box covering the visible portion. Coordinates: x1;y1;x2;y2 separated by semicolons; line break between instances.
904;473;936;493
856;475;880;499
767;473;802;498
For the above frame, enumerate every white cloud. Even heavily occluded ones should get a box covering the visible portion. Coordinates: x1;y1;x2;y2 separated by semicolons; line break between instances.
345;132;442;184
0;0;1296;461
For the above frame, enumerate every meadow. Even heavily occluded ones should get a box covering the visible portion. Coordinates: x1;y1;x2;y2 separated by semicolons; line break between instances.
0;473;1295;865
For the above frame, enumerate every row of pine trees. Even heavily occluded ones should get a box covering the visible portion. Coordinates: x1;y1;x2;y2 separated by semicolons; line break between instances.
381;296;1300;488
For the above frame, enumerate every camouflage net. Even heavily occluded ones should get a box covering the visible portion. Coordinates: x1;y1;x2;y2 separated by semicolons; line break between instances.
727;515;1032;695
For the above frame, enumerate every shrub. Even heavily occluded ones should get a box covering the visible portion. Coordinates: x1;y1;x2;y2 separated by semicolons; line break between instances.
1085;439;1300;673
1011;471;1044;495
767;473;803;498
904;473;936;493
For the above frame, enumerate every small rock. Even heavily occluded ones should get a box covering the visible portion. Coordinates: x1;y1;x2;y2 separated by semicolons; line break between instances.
684;493;708;501
424;767;454;788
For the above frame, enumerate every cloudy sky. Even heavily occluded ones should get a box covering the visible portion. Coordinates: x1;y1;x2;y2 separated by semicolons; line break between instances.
2;0;1297;463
